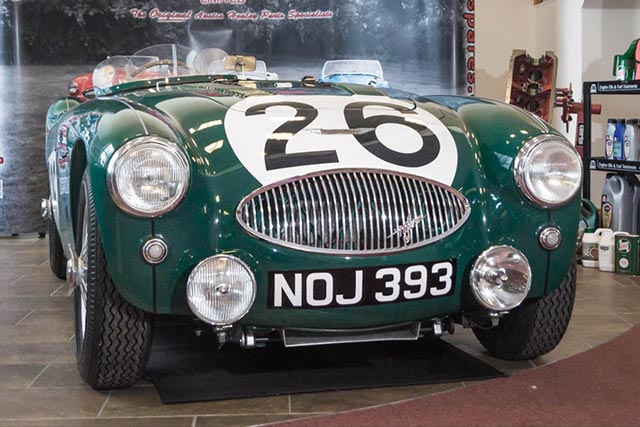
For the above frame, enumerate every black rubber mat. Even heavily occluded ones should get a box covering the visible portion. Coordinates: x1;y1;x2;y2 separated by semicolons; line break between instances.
147;320;505;404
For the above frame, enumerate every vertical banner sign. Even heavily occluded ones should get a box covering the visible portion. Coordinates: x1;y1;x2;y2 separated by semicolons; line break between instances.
464;0;475;96
0;0;473;234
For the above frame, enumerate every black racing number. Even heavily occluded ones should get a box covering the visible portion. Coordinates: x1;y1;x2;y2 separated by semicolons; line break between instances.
344;101;440;167
245;102;339;171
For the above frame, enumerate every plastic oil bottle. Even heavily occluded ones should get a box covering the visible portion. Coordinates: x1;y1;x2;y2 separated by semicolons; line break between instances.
582;228;605;268
602;173;640;233
613;119;627;160
598;229;616;272
624;119;640;161
605;119;616;159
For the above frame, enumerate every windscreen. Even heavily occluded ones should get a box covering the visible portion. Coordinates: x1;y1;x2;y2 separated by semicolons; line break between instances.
321;60;384;79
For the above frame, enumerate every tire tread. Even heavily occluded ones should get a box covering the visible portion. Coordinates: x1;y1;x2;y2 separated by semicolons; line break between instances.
76;171;152;389
473;263;576;361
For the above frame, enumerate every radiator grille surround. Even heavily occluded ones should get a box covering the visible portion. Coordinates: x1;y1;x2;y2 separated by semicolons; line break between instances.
236;169;471;255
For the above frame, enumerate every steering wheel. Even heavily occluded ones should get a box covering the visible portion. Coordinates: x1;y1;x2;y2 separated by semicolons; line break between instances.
130;59;190;77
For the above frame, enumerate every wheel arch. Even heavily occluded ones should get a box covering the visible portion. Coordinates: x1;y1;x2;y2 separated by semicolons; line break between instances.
70;139;88;233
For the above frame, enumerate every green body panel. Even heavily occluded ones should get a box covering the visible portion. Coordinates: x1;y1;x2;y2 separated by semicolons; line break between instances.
45;77;580;330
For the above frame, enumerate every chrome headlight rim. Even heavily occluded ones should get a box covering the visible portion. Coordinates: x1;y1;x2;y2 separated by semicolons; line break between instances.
186;254;257;326
107;136;190;218
513;134;583;208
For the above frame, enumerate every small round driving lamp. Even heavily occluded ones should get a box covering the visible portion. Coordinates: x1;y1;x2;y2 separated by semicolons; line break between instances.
107;137;189;217
514;135;582;207
470;246;532;311
187;255;256;325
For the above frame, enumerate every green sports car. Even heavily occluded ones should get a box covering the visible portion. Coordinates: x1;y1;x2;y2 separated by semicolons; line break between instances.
43;45;582;389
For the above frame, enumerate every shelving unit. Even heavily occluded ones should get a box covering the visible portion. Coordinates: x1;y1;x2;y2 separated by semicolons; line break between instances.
582;80;640;198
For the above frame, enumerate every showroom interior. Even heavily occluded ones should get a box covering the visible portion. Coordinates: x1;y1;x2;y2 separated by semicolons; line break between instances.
0;0;639;426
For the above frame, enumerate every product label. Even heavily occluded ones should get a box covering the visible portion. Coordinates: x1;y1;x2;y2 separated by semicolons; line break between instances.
613;137;623;160
583;243;599;261
618;238;631;253
601;201;613;229
605;135;614;158
616;65;633;81
625;136;631;160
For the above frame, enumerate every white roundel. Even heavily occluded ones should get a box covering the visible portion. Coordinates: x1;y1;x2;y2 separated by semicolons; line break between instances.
224;95;458;186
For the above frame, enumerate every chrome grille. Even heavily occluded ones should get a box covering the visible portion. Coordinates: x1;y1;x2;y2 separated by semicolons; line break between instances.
237;169;471;255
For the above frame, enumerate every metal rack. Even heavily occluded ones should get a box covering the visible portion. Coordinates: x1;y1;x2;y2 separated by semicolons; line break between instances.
582;80;640;198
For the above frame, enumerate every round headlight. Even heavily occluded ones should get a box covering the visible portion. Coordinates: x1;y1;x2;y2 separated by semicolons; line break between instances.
187;255;256;325
514;135;582;207
470;246;532;311
107;137;189;217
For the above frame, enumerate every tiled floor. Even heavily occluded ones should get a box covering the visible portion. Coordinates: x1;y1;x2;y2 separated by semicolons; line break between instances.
0;235;639;426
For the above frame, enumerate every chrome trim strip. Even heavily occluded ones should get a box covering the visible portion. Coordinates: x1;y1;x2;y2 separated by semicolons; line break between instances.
236;169;471;256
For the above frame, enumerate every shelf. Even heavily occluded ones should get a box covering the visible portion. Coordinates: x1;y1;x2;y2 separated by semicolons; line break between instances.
586;80;640;95
583;80;640;197
588;157;640;173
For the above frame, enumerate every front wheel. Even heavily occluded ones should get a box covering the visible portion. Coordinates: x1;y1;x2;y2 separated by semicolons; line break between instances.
472;262;576;361
73;170;153;389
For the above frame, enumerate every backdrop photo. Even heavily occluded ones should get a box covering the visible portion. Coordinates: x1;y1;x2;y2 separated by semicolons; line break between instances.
0;0;475;234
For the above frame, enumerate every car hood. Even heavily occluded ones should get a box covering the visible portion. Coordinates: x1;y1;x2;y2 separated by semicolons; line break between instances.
115;81;554;194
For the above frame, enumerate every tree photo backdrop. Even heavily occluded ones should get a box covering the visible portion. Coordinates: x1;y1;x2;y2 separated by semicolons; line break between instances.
0;0;475;234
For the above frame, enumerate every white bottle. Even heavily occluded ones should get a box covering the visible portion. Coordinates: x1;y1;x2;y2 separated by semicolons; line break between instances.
624;119;640;161
582;228;605;268
599;230;628;272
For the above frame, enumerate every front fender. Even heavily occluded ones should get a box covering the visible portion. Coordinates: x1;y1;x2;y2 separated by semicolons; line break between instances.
424;96;579;297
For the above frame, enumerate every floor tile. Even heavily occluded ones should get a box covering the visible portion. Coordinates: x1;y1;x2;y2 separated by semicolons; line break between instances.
567;313;633;335
618;313;640;325
0;342;75;365
0;253;48;267
30;363;85;388
0;388;108;419
289;382;461;413
196;414;310;426
0;296;73;312
0;364;46;388
101;386;289;417
18;310;73;327
0;283;65;298
0;417;194;427
0;310;31;326
0;322;74;344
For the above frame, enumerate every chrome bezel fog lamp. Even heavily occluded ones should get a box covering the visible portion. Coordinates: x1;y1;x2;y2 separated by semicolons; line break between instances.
186;255;256;326
470;246;532;311
514;135;582;208
107;136;189;217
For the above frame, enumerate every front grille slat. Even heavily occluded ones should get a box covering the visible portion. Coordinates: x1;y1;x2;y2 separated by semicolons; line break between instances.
364;172;380;251
384;174;401;248
237;170;470;255
409;178;427;242
371;173;387;250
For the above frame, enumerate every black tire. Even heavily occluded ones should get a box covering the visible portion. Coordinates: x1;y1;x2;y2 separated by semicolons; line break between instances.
74;170;153;389
472;262;576;361
48;215;67;280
